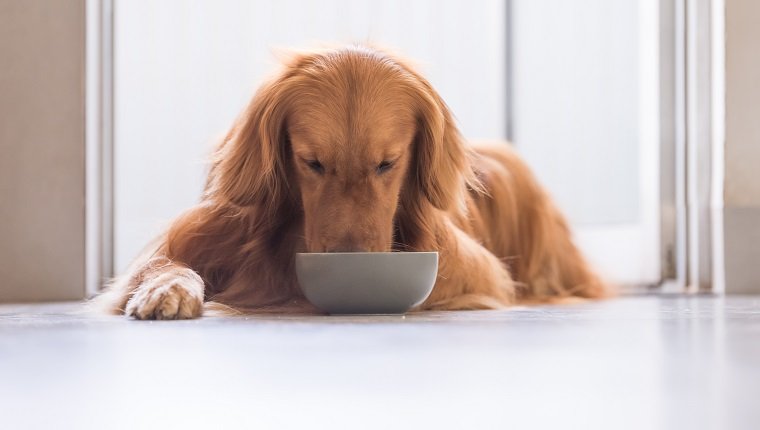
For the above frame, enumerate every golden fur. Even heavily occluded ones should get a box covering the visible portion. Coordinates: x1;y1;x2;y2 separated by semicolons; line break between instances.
94;46;609;319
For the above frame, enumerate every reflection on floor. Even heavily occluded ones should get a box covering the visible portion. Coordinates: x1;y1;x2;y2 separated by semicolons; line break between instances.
0;296;759;430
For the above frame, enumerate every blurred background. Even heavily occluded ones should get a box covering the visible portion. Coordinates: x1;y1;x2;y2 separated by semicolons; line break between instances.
113;0;655;287
1;0;758;303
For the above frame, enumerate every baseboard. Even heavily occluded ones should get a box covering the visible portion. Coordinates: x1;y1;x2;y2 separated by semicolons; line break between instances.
723;206;760;294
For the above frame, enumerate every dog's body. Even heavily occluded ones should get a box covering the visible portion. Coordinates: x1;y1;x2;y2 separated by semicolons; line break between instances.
95;46;608;319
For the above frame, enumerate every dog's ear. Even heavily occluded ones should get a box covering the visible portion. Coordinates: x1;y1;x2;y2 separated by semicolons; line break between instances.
207;70;297;211
405;71;480;211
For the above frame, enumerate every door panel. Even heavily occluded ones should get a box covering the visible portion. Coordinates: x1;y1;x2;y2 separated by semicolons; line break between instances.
511;0;660;285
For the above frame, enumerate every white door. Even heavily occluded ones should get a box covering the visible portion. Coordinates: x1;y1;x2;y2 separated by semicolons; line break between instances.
510;0;661;286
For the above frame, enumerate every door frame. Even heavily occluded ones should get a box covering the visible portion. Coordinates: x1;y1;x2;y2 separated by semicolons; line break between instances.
659;0;726;294
85;0;115;297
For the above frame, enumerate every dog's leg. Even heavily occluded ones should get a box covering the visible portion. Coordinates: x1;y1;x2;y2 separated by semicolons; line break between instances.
123;257;204;320
92;254;204;320
420;222;516;310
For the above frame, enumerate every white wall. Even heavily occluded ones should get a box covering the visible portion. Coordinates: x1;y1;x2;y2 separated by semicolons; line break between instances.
113;0;507;272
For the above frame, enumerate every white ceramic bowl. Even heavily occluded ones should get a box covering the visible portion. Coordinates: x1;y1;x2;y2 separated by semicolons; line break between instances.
295;252;439;314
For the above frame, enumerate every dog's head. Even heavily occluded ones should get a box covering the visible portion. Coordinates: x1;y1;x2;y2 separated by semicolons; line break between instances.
209;46;478;252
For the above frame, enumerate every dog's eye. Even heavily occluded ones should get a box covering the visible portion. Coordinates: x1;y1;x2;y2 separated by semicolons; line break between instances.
376;160;394;175
305;159;324;174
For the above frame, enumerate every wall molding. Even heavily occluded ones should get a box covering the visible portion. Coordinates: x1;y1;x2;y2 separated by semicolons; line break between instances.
85;0;114;297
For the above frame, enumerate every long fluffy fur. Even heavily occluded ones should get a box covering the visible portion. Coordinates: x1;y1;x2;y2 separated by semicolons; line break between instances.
92;45;610;319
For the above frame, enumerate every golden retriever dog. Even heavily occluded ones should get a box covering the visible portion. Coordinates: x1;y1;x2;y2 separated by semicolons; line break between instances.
94;45;609;319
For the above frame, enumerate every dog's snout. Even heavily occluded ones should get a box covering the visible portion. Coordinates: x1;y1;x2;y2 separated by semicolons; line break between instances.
325;245;368;253
324;234;369;253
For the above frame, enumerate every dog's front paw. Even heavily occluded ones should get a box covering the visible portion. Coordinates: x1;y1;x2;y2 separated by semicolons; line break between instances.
125;269;204;320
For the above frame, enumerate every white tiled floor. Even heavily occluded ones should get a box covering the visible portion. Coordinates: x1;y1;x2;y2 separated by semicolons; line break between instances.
1;296;759;430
